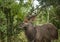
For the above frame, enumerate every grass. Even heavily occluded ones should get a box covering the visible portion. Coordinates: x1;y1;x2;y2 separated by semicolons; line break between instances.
53;29;60;42
56;29;60;42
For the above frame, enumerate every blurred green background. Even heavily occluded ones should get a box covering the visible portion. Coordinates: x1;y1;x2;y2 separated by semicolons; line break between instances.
0;0;60;42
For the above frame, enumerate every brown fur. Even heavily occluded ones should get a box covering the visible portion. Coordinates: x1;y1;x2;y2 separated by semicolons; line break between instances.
35;23;58;42
20;23;53;42
44;23;58;42
20;19;58;42
35;25;51;42
41;23;58;40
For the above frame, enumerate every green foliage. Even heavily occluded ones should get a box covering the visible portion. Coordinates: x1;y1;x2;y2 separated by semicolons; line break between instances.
0;0;60;42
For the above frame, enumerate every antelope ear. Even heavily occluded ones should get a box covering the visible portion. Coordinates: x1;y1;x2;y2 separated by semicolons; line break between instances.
24;18;29;23
27;13;37;21
30;16;36;21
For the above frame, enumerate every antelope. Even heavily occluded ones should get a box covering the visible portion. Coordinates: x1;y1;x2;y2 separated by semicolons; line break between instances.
20;21;52;42
20;12;58;42
20;17;51;42
27;13;58;41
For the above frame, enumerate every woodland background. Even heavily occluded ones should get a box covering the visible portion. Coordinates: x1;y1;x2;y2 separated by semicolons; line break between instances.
0;0;60;42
